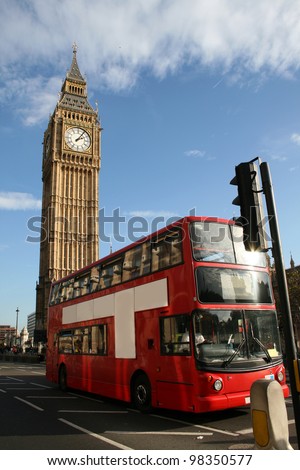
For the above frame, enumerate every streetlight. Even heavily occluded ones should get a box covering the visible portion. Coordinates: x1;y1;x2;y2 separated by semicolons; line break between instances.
15;307;19;347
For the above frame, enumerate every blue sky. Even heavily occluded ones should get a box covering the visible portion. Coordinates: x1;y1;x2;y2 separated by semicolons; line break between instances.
1;0;300;330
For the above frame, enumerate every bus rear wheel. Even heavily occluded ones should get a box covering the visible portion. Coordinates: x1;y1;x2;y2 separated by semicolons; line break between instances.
132;374;152;412
59;365;67;392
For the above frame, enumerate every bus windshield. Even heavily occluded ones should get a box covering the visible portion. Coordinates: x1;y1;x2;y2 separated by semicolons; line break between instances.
195;267;273;303
190;221;266;267
192;309;282;368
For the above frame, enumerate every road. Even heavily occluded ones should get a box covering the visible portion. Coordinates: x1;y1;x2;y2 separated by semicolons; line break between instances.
0;362;297;450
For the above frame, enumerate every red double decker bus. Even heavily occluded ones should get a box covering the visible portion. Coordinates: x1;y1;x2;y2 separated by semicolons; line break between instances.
46;216;289;413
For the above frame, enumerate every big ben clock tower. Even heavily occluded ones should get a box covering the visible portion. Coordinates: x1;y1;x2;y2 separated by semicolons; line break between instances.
34;45;101;343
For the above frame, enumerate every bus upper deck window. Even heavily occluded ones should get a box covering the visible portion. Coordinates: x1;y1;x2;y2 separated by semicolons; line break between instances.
191;222;235;263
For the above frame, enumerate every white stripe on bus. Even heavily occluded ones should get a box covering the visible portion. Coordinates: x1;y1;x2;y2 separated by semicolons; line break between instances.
62;278;168;359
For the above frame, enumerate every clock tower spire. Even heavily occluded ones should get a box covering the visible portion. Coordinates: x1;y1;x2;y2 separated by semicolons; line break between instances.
66;42;85;82
34;46;101;343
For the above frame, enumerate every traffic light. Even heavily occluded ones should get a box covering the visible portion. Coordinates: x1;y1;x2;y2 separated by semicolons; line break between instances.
230;161;267;251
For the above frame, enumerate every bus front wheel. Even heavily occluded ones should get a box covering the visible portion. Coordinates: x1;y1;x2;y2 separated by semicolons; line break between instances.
132;374;152;412
59;365;67;392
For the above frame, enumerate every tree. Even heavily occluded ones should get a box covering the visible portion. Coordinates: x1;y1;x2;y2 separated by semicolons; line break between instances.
272;266;300;353
286;268;300;315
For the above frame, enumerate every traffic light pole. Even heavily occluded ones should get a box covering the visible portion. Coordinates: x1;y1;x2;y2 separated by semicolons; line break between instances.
260;161;300;449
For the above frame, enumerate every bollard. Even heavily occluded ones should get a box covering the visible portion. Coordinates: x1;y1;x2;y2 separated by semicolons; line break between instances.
250;379;293;450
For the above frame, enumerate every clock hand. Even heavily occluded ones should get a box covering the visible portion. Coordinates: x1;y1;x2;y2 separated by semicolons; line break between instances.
75;131;85;142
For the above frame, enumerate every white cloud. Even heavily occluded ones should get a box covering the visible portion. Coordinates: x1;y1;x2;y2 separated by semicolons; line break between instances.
0;192;41;210
19;77;61;126
2;1;300;124
184;149;206;158
0;70;62;126
184;149;216;161
271;154;287;162
127;210;179;219
291;133;300;145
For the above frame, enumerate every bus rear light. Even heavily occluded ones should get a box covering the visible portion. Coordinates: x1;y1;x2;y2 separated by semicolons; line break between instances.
213;379;223;392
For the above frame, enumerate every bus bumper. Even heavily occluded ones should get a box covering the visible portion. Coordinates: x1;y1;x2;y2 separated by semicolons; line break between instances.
195;383;290;413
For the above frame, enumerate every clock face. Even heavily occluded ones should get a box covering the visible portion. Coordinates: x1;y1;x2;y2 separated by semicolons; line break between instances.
65;127;91;152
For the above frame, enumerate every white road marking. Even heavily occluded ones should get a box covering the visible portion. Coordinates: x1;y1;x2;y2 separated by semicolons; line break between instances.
106;431;213;436
15;367;45;376
68;392;104;403
27;370;45;376
229;443;254;450
7;388;44;390
0;389;6;393
58;418;133;450
128;407;240;437
151;413;239;436
237;418;295;435
237;427;253;435
29;382;52;388
14;396;44;411
6;376;24;382
0;382;23;385
58;410;128;413
26;396;77;399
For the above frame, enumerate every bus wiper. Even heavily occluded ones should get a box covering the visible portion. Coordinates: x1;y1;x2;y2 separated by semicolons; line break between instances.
249;323;272;363
222;338;246;368
251;335;272;362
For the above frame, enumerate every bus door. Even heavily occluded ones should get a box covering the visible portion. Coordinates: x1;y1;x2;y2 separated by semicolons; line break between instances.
156;314;194;412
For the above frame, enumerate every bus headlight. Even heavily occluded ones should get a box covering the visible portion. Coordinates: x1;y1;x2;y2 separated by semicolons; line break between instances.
277;370;284;382
213;379;223;391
